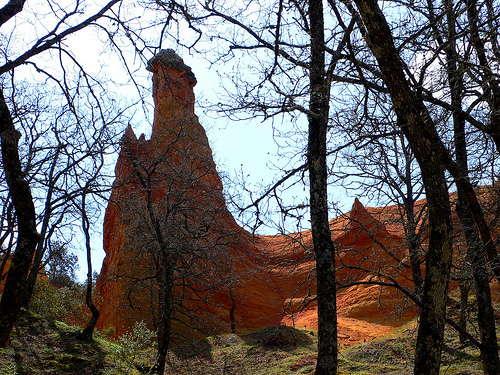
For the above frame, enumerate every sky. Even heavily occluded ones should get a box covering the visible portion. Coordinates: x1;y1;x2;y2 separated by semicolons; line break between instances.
0;0;357;281
5;0;498;285
81;55;289;280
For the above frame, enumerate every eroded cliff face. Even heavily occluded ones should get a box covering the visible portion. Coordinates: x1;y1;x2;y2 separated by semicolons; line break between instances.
97;50;499;345
97;49;288;339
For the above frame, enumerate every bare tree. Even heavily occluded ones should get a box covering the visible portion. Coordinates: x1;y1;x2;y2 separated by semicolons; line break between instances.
333;113;427;295
148;1;352;372
0;0;123;347
349;0;500;373
0;85;39;347
98;50;249;374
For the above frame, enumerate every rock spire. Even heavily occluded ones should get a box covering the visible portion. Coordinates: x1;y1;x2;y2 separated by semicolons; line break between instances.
96;50;439;345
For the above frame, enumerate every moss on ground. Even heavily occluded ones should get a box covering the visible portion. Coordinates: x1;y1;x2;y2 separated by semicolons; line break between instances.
0;310;493;375
0;310;108;375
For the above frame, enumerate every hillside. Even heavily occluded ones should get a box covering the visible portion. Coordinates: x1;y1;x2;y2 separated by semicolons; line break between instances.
0;306;486;375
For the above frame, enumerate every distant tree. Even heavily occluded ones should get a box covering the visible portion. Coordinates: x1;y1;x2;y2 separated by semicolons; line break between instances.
44;241;79;288
29;281;85;322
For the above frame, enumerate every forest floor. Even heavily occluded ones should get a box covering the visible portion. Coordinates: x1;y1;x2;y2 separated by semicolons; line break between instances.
0;309;486;375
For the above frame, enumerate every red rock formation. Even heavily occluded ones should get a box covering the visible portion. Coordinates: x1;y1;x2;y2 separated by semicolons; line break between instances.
97;49;285;338
97;50;499;345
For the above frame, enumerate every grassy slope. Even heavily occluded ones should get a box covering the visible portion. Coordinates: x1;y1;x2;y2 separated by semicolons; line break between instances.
0;310;486;375
0;310;109;375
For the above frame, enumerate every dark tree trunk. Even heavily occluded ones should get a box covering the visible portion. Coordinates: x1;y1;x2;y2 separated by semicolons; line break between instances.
412;172;453;375
444;0;500;368
456;187;500;372
153;258;174;375
0;88;40;347
458;281;469;345
352;1;454;374
308;0;337;374
80;285;100;342
229;288;236;334
472;259;500;374
457;203;500;374
79;194;100;341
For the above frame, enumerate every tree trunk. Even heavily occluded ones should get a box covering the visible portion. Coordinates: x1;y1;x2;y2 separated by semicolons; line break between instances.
152;256;174;375
308;0;338;374
79;193;100;341
457;204;500;374
229;288;236;334
458;281;469;345
444;0;500;367
352;1;454;374
0;88;40;347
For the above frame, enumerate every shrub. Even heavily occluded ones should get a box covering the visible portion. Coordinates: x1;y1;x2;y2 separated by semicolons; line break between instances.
29;279;90;326
105;321;156;375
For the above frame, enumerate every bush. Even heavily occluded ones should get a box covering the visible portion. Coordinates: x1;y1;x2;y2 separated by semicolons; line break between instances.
29;279;90;326
105;321;156;375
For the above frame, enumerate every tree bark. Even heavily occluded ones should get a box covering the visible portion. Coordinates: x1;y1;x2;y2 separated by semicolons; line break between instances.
456;202;500;373
458;280;469;345
229;288;236;334
0;88;40;347
79;193;100;341
0;0;26;27
443;0;500;369
308;0;338;374
152;256;174;375
352;1;454;374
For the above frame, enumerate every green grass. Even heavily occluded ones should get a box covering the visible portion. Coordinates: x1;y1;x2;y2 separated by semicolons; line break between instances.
0;310;108;375
0;310;492;375
163;325;318;375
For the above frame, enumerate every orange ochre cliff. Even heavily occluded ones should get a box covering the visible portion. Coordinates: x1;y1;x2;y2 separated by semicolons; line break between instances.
96;50;500;346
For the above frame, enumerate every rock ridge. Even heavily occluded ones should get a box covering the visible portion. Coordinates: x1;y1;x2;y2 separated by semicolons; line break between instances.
96;50;500;345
